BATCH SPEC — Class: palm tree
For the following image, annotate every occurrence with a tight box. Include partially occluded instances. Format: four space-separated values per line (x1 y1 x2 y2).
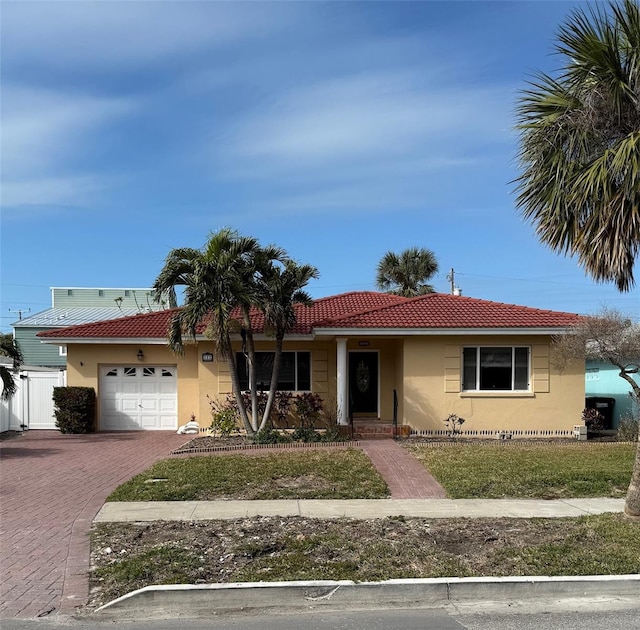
1 334 23 401
515 0 640 519
514 0 640 291
153 229 267 434
153 229 317 436
376 247 439 297
256 259 319 431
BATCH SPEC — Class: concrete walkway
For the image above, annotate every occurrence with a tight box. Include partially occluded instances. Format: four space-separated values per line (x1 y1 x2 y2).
95 497 626 522
0 431 186 619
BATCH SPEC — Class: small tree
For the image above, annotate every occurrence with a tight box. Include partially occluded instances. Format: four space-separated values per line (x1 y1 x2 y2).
552 309 640 519
444 413 465 437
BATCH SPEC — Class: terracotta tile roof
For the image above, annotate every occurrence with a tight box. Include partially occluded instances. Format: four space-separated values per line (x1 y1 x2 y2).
38 308 180 339
316 293 582 329
287 291 408 334
37 291 580 340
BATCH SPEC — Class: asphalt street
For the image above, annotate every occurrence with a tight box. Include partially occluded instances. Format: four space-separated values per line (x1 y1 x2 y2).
2 599 640 630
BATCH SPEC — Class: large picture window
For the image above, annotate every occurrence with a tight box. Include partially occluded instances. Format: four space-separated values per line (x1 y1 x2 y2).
462 346 529 391
236 352 311 392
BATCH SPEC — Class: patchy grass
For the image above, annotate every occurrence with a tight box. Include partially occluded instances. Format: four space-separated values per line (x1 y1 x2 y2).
404 442 635 499
106 448 389 501
90 513 640 609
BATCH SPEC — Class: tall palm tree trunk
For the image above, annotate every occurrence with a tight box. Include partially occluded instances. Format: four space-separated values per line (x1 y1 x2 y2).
260 335 284 432
241 307 260 432
223 336 254 435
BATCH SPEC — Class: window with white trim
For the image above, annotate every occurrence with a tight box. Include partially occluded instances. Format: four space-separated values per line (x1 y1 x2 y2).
236 352 311 391
462 346 530 391
59 345 67 357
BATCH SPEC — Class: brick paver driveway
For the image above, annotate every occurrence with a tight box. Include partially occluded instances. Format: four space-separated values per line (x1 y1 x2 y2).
0 430 186 619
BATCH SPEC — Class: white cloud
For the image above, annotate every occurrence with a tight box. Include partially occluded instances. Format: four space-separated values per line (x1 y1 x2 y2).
3 87 134 178
1 176 105 212
1 86 135 208
2 2 293 69
227 72 511 171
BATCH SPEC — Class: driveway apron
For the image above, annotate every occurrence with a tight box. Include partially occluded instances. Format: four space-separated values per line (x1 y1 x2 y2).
0 431 186 619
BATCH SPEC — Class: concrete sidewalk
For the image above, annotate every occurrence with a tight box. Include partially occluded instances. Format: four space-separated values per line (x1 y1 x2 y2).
94 497 625 522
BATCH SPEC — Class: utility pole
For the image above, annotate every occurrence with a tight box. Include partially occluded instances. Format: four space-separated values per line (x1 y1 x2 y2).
446 268 455 295
9 308 30 321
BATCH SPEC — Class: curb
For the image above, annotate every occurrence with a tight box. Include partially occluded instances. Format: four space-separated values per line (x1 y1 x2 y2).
94 575 640 620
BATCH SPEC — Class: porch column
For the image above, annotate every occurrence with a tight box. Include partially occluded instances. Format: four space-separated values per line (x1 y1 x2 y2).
336 337 348 425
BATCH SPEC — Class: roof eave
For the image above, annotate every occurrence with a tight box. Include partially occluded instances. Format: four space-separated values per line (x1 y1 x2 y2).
40 333 316 345
40 337 169 345
312 327 575 336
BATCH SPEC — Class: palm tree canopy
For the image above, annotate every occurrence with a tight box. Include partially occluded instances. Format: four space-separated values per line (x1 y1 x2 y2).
376 247 439 297
152 228 265 355
258 259 319 339
152 229 318 434
514 0 640 291
1 334 23 401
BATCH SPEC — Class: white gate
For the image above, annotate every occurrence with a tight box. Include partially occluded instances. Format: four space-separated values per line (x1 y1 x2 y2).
0 370 66 431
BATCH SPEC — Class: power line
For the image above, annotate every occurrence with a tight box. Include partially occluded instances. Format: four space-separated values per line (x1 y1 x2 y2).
8 308 30 320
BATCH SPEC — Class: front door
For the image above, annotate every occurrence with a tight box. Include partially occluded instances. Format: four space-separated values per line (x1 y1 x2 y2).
349 352 378 416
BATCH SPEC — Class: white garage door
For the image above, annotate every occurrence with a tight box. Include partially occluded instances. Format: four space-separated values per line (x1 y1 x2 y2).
100 365 177 430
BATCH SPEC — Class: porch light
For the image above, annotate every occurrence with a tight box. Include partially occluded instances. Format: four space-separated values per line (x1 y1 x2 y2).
201 352 214 363
136 349 144 361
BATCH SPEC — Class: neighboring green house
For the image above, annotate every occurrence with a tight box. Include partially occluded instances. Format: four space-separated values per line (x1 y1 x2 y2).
12 287 169 368
585 359 640 429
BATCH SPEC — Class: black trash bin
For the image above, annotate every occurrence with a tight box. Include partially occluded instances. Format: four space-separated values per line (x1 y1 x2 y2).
585 397 616 430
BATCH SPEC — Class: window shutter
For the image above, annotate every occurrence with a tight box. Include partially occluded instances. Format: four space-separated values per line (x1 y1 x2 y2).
444 345 461 392
532 344 550 393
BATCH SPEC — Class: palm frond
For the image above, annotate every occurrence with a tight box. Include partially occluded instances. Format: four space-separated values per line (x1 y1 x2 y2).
514 0 640 291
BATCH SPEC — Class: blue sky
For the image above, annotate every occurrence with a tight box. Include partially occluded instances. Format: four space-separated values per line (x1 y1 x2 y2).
1 1 638 332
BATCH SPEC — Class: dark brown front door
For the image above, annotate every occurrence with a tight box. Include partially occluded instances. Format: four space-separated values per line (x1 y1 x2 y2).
349 352 378 416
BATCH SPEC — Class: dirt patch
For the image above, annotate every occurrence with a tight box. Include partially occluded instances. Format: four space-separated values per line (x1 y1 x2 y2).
89 513 640 610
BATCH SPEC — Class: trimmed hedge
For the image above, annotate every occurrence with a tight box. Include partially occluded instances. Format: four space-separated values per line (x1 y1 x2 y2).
53 386 96 434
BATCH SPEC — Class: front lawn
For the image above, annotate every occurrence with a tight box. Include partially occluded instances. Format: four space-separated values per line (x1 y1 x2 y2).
89 513 640 609
107 448 389 501
404 442 635 499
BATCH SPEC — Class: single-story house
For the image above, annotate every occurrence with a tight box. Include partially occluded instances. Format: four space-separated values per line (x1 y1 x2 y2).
38 291 585 436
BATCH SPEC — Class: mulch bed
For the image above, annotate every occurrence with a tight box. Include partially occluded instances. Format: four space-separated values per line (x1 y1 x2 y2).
172 435 357 455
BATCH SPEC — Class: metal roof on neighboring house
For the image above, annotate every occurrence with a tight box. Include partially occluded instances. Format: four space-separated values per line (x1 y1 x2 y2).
12 307 150 328
0 356 63 372
37 291 583 342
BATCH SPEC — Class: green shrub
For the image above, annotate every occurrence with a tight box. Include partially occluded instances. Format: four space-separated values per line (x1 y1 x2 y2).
252 428 291 444
294 393 323 429
208 396 240 437
291 426 321 442
53 387 96 434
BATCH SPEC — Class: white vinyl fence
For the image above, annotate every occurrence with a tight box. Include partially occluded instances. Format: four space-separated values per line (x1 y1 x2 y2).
0 370 66 432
